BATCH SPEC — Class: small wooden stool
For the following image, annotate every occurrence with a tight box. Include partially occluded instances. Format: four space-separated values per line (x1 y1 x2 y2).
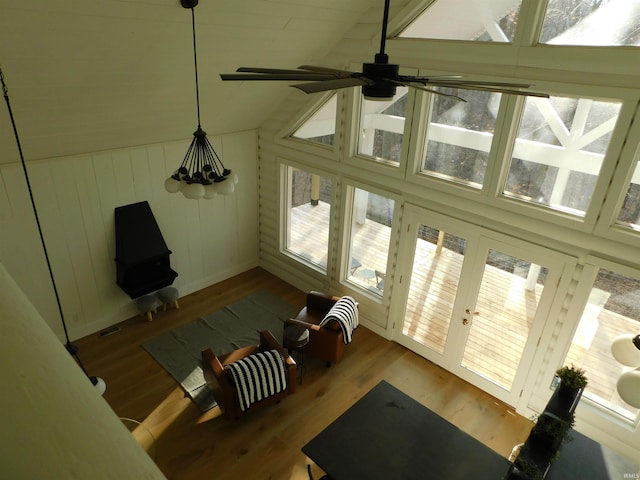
135 294 159 322
157 286 180 311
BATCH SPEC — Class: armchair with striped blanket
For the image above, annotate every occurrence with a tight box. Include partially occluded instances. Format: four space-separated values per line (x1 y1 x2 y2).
285 291 359 366
201 330 297 419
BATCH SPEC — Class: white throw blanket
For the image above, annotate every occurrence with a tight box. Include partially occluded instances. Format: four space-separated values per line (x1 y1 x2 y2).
320 296 359 344
224 349 287 412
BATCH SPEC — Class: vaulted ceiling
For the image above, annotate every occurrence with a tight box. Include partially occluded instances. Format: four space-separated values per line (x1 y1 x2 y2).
0 0 409 164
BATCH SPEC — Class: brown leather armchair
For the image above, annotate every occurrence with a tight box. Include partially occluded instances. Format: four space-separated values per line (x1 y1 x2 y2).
285 291 357 366
201 330 297 419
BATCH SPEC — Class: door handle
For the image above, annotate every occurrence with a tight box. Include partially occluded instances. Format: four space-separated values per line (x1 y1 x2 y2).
465 309 480 315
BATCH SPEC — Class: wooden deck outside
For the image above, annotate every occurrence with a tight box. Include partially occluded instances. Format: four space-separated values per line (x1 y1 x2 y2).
290 201 639 417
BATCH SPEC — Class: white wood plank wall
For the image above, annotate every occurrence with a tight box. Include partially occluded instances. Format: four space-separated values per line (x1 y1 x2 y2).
0 130 258 341
257 92 340 295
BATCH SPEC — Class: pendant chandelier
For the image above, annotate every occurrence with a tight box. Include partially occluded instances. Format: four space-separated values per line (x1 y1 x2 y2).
2 67 106 394
164 0 238 199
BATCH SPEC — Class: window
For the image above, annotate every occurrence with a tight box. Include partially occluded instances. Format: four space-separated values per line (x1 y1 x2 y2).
503 96 621 215
399 0 523 42
357 87 409 166
292 94 338 146
564 268 640 421
284 166 333 270
616 159 640 230
420 87 502 188
346 187 395 295
540 0 640 46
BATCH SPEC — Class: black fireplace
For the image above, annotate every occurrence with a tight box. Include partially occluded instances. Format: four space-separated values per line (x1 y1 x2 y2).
114 201 178 299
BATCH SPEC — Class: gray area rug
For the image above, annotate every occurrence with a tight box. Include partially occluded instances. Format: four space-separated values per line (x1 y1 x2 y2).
142 290 299 412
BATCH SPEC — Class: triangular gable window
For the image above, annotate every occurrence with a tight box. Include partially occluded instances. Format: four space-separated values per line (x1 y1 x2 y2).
291 94 338 147
399 0 523 42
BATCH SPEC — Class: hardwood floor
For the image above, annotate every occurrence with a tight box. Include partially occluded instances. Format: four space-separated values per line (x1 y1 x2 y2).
75 267 533 480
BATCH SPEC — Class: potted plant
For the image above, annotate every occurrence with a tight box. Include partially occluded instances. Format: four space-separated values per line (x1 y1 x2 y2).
556 365 588 391
530 412 574 451
506 457 545 480
549 365 587 417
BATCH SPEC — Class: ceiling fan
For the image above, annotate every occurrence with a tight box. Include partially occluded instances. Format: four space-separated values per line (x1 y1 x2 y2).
220 0 548 102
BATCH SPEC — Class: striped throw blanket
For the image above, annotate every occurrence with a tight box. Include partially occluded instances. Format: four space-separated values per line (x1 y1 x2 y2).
224 349 288 412
320 296 359 344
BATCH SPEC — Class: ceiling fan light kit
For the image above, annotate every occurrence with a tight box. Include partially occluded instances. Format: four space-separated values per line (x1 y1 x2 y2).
361 54 399 100
165 0 238 200
220 0 548 102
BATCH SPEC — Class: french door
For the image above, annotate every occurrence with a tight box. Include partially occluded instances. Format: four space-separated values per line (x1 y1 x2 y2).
393 205 573 406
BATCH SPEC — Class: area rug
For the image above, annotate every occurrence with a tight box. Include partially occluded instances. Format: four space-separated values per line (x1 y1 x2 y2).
142 290 299 412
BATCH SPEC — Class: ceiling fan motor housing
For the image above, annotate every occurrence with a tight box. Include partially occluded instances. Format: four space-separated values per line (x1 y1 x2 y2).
362 61 399 100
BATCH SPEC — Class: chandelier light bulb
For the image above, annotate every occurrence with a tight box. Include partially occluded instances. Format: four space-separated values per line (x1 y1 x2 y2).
93 376 107 395
218 179 235 195
181 182 205 199
203 183 219 199
616 367 640 408
164 175 181 193
611 334 640 367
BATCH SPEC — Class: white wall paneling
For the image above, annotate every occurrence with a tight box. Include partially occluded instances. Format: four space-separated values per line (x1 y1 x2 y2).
0 132 259 341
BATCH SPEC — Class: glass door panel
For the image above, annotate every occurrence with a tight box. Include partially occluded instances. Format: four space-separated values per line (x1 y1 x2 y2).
394 205 572 406
461 251 546 390
404 226 467 355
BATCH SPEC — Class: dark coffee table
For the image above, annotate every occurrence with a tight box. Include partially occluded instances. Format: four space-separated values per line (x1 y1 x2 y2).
546 429 639 480
303 380 511 480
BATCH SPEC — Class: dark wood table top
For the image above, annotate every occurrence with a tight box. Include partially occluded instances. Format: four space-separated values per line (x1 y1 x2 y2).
546 428 639 480
302 380 511 480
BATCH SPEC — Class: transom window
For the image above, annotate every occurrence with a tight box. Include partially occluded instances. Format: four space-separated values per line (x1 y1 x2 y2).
357 87 409 166
420 87 502 188
503 96 622 216
540 0 640 46
616 158 640 231
399 0 522 42
399 0 640 47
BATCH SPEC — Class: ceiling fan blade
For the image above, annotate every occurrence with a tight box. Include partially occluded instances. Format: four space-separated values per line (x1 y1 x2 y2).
292 77 370 94
433 80 533 89
425 81 549 98
236 67 321 75
393 81 467 102
402 75 464 82
220 73 338 82
298 65 356 76
405 76 531 89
